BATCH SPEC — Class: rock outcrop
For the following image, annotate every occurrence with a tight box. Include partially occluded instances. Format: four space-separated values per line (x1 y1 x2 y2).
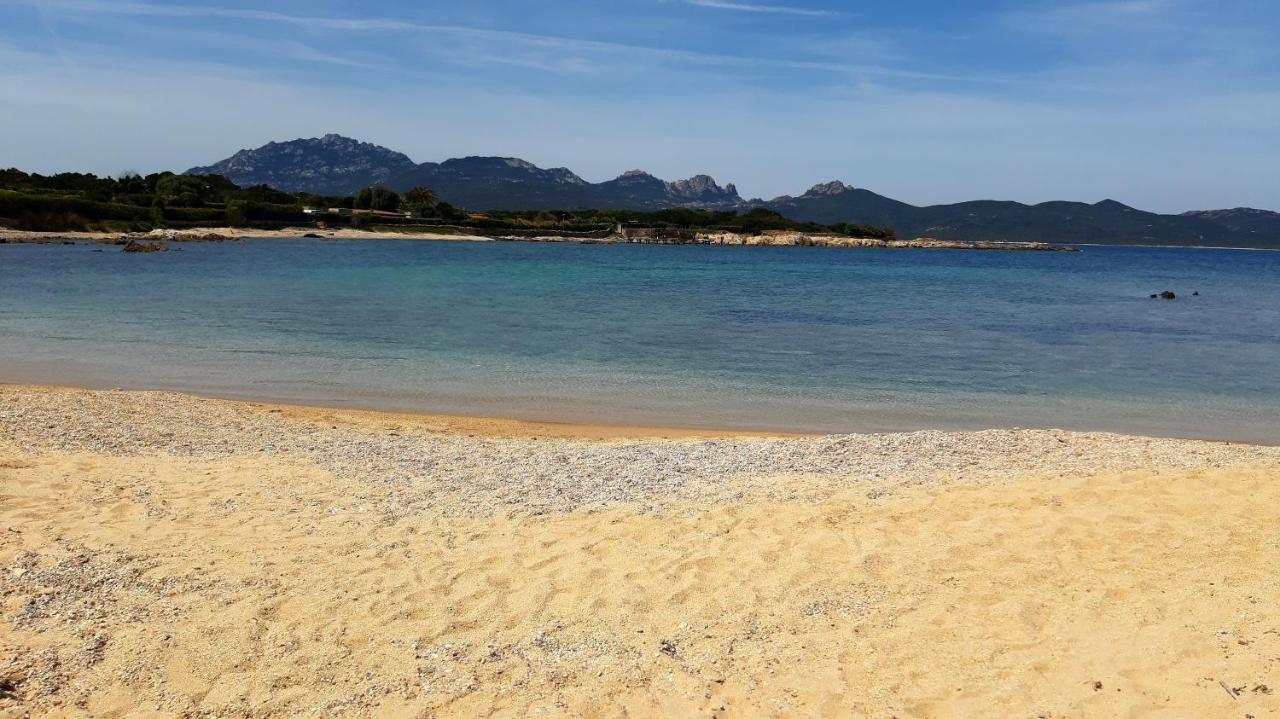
688 232 1077 251
500 230 1078 252
122 240 167 253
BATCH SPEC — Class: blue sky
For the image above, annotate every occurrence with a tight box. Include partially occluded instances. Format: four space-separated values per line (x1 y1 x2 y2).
0 0 1276 211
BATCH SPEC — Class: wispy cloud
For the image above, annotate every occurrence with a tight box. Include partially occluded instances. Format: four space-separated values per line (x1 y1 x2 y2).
276 41 379 70
1003 0 1276 90
684 0 841 17
17 0 1050 87
1007 0 1187 34
30 0 78 69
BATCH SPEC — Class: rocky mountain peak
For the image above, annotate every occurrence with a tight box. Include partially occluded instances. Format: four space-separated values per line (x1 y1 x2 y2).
804 181 853 196
184 134 415 195
670 174 723 194
546 167 588 185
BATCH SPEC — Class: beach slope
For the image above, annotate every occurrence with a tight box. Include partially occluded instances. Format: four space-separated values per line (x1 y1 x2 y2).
1 386 1278 717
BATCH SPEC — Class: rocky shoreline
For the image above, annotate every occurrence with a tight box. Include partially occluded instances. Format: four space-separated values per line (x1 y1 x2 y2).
1 227 1079 252
0 228 241 246
655 231 1077 251
501 230 1078 251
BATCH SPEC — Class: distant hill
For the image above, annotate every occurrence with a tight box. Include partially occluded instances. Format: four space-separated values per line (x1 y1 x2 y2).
765 182 1258 246
1181 208 1280 242
386 156 590 210
186 134 416 196
385 160 739 210
187 134 1280 248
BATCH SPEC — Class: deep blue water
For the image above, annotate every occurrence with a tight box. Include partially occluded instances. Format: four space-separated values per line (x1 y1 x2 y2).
2 239 1278 441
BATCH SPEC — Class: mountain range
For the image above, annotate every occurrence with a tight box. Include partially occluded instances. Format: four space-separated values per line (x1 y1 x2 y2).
187 134 1280 248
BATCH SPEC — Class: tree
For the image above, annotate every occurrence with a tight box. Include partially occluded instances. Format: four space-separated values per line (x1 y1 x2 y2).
832 222 896 240
225 201 247 227
242 184 295 205
736 208 795 232
116 170 146 195
149 198 166 227
372 187 400 212
434 202 467 222
355 186 400 212
403 186 438 208
401 184 437 214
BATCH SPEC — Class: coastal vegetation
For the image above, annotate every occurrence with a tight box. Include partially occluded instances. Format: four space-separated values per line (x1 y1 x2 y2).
1 168 354 232
477 207 894 238
0 168 895 239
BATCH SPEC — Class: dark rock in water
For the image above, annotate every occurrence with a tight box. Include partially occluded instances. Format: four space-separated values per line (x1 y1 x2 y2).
1159 290 1176 300
302 232 323 238
1192 291 1199 296
1150 294 1158 299
122 240 167 253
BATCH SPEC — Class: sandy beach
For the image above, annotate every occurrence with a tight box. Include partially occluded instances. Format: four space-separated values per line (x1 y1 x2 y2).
2 385 1279 717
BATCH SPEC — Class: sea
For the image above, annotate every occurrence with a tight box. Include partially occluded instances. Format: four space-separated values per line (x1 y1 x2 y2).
2 238 1278 442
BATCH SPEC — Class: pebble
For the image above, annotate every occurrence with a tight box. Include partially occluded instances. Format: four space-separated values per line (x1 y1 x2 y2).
2 388 1278 519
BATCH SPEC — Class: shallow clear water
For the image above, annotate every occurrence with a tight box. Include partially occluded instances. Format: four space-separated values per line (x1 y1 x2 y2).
2 239 1278 441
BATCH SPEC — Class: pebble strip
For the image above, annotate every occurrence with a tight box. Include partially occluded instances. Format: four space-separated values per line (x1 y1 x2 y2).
3 388 1277 517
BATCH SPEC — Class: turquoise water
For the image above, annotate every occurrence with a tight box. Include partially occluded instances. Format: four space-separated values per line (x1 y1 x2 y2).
2 239 1278 441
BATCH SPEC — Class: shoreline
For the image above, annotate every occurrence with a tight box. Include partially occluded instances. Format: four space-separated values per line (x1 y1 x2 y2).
4 226 1068 251
0 226 485 244
4 226 1277 250
0 382 803 441
10 384 1277 517
1067 241 1280 252
3 379 1274 446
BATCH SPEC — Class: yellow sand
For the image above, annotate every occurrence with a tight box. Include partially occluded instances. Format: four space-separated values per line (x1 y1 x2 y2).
2 440 1277 718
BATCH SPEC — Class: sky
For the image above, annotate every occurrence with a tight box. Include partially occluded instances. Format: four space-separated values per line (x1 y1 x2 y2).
0 0 1277 212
